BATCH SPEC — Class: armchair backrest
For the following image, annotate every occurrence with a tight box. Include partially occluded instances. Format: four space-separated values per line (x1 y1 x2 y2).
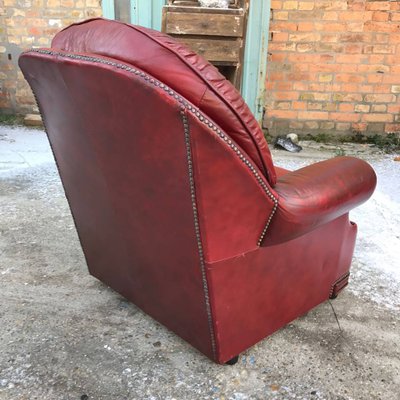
51 18 277 185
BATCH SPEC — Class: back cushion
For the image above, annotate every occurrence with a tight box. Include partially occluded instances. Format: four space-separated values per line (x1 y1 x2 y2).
52 18 276 184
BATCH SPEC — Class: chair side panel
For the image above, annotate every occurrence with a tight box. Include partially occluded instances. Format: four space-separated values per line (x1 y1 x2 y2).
19 51 215 359
207 214 357 363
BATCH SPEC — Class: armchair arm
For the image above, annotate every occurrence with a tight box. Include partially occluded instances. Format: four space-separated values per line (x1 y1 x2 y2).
264 156 377 246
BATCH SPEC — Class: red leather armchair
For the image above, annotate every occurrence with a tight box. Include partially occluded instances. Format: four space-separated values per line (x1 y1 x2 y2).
19 18 376 364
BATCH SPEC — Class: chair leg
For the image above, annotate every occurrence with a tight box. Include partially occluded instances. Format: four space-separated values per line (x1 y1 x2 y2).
225 355 239 365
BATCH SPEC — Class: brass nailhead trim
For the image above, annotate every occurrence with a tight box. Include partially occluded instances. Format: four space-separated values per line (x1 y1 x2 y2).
181 109 217 357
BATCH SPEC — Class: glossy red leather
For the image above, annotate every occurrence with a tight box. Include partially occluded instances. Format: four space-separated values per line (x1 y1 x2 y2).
266 156 376 245
19 19 377 364
51 18 276 184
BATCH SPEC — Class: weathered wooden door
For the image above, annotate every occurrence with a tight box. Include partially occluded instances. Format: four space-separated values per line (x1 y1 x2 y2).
102 0 270 122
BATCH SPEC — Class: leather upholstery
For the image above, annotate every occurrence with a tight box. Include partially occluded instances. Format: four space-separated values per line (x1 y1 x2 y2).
51 18 277 185
19 19 377 364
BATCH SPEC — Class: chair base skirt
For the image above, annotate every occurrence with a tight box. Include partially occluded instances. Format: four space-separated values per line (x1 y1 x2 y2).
207 214 357 364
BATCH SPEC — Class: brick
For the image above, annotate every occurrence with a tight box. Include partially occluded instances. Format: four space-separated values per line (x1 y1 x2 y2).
339 103 354 112
358 64 390 73
315 22 345 31
304 121 319 129
329 112 360 122
314 1 347 11
359 85 374 93
297 22 314 31
298 2 314 10
336 54 365 63
346 22 364 32
372 11 389 22
275 92 300 100
298 111 329 120
60 0 74 7
289 32 320 42
366 2 391 11
352 123 368 132
269 110 298 119
336 74 365 83
322 11 338 20
321 34 339 43
367 74 383 84
374 33 389 43
333 93 363 102
355 104 370 113
373 45 395 54
283 1 298 10
371 104 387 113
270 21 298 31
385 124 400 132
274 11 289 20
388 105 400 113
362 114 393 122
271 0 282 9
320 121 335 130
293 82 308 91
364 94 396 103
340 11 368 21
86 0 100 6
289 121 304 129
319 73 333 82
275 101 291 109
308 102 323 110
272 32 289 41
344 44 363 54
364 21 400 33
367 123 385 133
268 42 296 51
269 54 287 63
292 101 307 109
336 123 351 131
391 85 400 93
275 82 293 91
296 43 314 52
340 33 368 43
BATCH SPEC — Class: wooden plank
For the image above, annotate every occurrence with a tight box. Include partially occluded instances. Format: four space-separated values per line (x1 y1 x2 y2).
165 11 244 36
174 36 241 62
165 6 242 15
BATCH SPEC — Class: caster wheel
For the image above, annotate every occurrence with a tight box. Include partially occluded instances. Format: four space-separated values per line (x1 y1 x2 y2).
225 355 239 365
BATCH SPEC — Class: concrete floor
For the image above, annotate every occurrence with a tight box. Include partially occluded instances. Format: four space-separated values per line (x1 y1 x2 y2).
0 126 399 400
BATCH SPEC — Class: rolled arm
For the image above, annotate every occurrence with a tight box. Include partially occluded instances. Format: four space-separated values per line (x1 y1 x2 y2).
264 156 377 245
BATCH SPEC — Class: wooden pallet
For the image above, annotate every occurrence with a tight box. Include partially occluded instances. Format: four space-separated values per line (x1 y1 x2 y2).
162 0 249 90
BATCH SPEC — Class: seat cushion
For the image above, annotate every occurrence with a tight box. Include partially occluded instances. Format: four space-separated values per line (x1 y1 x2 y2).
51 18 277 185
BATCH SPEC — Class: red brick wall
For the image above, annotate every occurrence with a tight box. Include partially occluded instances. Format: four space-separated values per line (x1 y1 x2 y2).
264 0 400 136
0 0 102 114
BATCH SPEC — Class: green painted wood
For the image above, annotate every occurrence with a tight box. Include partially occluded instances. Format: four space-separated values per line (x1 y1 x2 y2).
131 0 166 29
242 0 271 124
102 0 115 19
